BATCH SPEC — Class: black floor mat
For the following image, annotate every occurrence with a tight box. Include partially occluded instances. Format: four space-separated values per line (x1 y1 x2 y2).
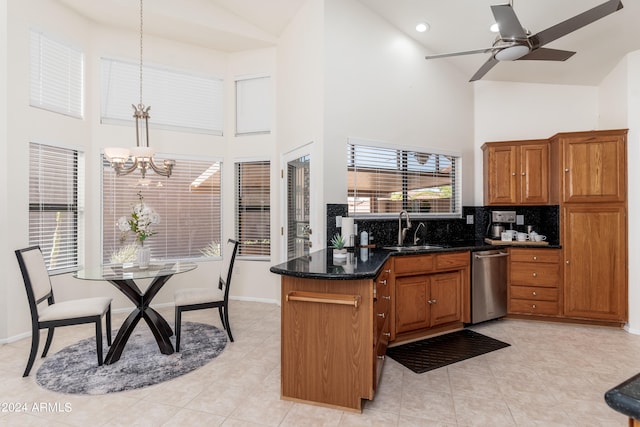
386 329 510 374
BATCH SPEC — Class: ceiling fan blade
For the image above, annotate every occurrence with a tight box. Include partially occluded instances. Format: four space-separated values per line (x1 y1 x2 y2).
517 48 576 61
491 4 528 40
469 56 499 82
425 47 493 60
530 0 623 48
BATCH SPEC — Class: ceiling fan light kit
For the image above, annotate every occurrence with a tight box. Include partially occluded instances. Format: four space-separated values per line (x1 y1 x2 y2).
425 0 624 81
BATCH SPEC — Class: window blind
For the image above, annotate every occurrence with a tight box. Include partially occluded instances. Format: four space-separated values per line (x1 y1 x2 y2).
103 156 222 263
29 142 83 272
101 58 224 135
235 76 271 135
347 142 461 217
235 160 271 258
30 29 84 118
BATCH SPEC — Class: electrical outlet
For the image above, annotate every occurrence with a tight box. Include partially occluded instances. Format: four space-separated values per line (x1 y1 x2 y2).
466 215 474 225
516 215 524 225
336 216 342 227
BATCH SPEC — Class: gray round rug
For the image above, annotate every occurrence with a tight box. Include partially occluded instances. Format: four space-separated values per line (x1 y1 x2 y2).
35 321 227 395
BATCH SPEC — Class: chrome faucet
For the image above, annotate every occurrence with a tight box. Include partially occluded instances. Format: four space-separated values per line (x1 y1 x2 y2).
398 210 412 245
413 222 425 245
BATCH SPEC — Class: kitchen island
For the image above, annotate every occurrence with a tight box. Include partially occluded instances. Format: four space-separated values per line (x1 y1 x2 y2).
271 242 485 411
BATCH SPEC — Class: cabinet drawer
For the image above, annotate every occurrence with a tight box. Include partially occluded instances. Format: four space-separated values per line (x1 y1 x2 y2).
510 263 559 287
510 299 559 315
510 249 561 263
394 254 434 275
510 286 558 302
435 251 469 270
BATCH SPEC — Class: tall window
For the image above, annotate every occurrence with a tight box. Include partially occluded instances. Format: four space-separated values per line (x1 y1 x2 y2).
101 58 224 135
347 140 461 217
103 156 222 263
30 29 84 118
235 160 271 258
29 142 83 272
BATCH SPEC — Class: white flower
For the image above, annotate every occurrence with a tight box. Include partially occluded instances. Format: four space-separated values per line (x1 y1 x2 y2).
117 216 130 232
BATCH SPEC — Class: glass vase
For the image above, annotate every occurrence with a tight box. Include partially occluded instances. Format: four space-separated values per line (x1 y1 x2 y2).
137 246 151 269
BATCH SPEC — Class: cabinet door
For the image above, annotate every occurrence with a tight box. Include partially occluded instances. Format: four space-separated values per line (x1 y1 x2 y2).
395 275 430 334
485 145 517 205
520 143 549 204
562 134 626 202
563 205 627 321
430 272 462 326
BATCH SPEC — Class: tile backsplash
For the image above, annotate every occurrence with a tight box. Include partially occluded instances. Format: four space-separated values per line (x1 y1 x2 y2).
326 204 559 247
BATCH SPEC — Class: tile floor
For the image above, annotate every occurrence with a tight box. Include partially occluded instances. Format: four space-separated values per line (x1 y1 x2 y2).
0 300 638 426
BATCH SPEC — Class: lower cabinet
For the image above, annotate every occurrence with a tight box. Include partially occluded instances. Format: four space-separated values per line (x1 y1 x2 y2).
391 252 469 340
508 248 561 317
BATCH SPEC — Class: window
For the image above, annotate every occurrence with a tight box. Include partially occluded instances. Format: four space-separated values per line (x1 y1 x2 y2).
235 160 271 258
103 155 222 263
29 142 84 272
235 76 271 135
30 29 84 118
347 140 461 217
101 58 224 135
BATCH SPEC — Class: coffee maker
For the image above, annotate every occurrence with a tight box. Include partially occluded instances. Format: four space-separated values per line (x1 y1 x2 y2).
488 210 516 239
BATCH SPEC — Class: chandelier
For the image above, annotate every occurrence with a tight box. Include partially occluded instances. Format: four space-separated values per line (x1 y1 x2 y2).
104 0 175 178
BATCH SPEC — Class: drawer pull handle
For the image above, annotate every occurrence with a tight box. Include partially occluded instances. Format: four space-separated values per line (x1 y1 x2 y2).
379 279 387 285
286 291 361 308
428 299 437 305
378 355 385 360
532 304 537 309
532 272 537 277
383 332 391 338
521 172 525 176
382 295 391 300
532 291 537 296
384 269 391 273
533 256 537 260
377 313 386 319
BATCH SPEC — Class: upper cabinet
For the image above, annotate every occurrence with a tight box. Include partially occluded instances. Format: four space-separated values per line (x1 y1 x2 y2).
550 130 627 203
482 140 549 206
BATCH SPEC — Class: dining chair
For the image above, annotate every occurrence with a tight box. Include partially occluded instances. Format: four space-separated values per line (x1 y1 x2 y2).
174 239 239 351
15 246 112 377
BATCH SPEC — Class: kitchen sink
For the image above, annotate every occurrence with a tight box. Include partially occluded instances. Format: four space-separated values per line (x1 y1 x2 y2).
382 245 443 251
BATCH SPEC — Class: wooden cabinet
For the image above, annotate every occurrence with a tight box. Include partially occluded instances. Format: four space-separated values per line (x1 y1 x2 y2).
391 252 469 341
482 140 549 205
508 248 562 317
281 274 380 412
562 205 627 322
551 129 628 325
551 130 626 203
373 261 392 389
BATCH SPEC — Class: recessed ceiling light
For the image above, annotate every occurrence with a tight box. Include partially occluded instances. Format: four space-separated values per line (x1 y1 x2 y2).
490 23 500 33
416 22 430 33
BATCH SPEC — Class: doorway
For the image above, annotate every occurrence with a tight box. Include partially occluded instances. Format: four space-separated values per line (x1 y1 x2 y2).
285 154 311 260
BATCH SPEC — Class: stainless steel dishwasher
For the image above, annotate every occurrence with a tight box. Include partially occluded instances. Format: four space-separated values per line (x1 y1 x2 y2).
471 249 509 324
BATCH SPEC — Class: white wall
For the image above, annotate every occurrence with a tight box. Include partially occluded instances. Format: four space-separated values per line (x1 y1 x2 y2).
0 0 8 339
473 81 599 205
599 51 640 332
2 0 282 341
323 0 475 208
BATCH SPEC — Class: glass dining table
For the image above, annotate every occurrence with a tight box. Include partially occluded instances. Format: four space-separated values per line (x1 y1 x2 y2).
74 261 197 364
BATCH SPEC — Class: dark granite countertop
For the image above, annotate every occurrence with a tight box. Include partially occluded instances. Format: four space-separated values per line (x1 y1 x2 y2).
605 373 640 420
269 240 561 280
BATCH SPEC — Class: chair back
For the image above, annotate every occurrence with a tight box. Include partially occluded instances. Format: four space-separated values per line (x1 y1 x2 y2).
15 246 54 323
219 239 239 301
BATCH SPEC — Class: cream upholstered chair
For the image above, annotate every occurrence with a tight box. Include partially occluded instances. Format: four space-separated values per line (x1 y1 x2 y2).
174 239 239 351
15 246 112 377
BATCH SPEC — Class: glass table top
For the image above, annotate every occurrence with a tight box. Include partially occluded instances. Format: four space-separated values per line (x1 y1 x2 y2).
74 261 197 281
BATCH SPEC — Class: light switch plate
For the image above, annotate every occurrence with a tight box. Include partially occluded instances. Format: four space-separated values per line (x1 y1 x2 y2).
466 215 474 224
516 214 524 225
336 216 342 227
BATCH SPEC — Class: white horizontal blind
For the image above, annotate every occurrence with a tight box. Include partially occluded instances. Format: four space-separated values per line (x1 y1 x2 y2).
103 156 222 263
29 142 83 272
347 142 461 217
101 58 224 135
235 161 271 258
30 30 84 118
236 76 271 135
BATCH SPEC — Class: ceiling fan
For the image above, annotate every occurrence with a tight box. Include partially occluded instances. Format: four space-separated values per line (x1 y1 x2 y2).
425 0 624 81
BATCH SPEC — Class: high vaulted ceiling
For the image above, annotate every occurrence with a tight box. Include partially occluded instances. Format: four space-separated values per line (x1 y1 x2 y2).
57 0 640 85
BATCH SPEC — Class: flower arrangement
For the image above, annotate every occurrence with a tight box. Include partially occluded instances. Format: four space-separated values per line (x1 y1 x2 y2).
117 191 160 246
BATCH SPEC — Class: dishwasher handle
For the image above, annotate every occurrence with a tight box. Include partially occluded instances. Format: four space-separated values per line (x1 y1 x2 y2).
474 252 509 260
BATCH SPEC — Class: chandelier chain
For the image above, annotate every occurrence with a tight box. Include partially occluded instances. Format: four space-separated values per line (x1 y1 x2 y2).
139 0 144 107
